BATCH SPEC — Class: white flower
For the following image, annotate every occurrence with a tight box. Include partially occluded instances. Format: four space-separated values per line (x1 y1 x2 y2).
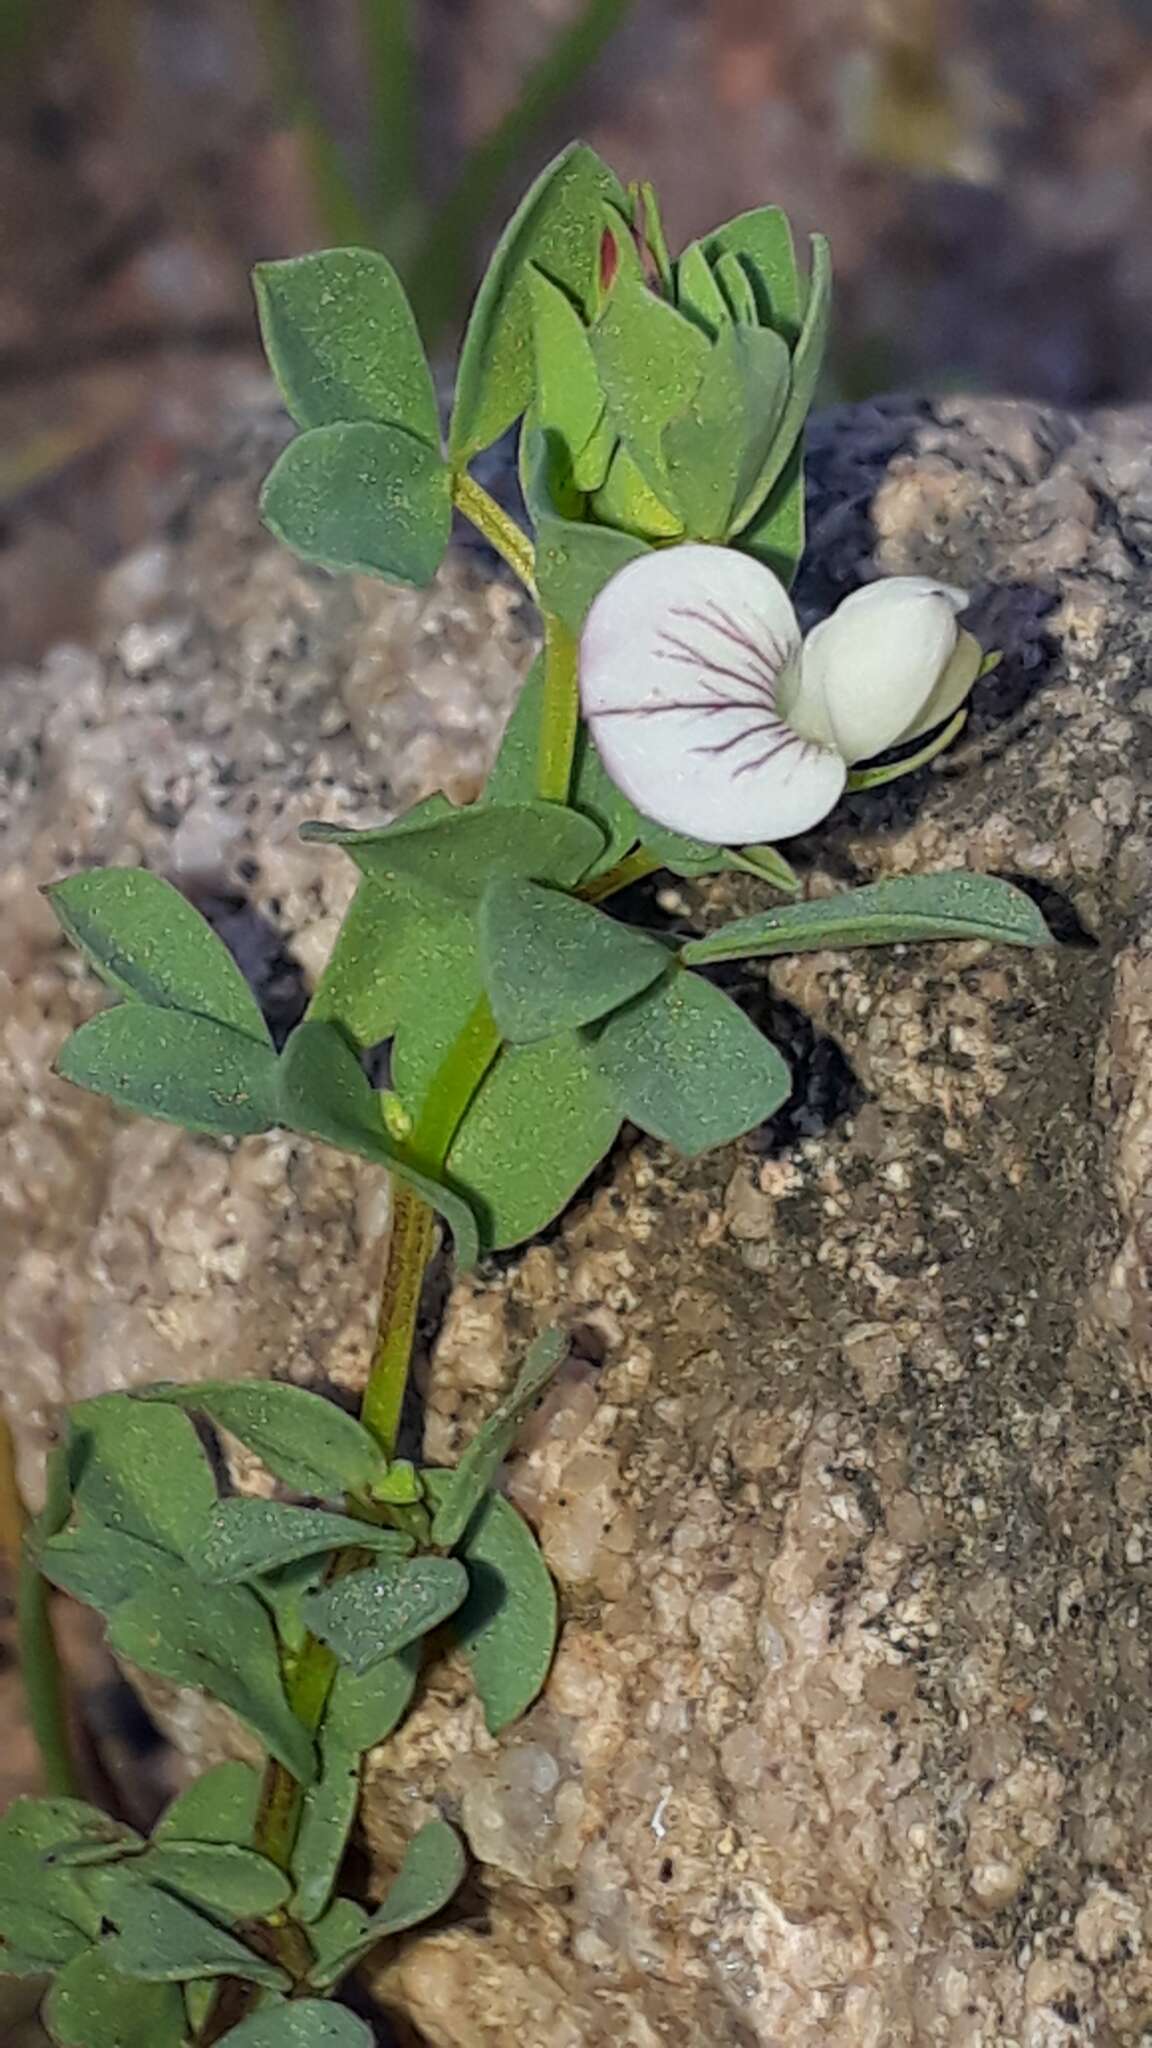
579 543 983 845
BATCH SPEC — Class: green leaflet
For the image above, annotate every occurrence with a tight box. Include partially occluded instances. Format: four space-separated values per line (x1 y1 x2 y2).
300 1900 371 1996
736 439 805 586
107 1570 316 1784
308 1820 466 1989
254 248 440 447
292 1737 361 1924
305 876 410 1050
704 205 805 343
104 1881 287 1990
45 869 271 1047
479 878 669 1044
681 872 1055 964
188 1499 413 1585
429 1327 567 1551
66 1395 217 1558
300 799 604 905
674 239 732 336
277 1017 482 1268
712 247 758 324
447 1031 622 1253
141 1842 291 1921
526 266 607 487
140 1377 387 1500
56 1007 279 1139
662 322 791 540
260 420 451 586
42 1947 187 2048
736 234 830 520
590 273 710 511
153 1763 261 1847
215 2001 375 2048
324 1644 422 1755
450 143 626 460
38 1525 178 1615
592 970 792 1155
424 1476 557 1735
0 1801 109 1970
304 1557 468 1675
533 504 652 636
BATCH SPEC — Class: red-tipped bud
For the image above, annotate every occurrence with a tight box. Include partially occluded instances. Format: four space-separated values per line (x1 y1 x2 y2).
599 227 619 297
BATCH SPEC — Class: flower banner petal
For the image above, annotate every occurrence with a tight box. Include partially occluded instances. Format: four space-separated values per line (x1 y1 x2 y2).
580 544 844 844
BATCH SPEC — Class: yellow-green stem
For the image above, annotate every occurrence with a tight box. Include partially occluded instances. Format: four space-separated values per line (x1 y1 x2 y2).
580 848 661 903
452 472 537 597
536 614 581 804
4 1415 77 1798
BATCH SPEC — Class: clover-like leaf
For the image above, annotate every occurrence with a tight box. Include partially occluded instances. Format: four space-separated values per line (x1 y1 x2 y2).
277 1017 482 1267
300 799 604 906
107 1569 316 1784
45 870 271 1047
188 1499 413 1585
592 969 791 1155
216 2001 375 2048
153 1763 261 1848
479 878 669 1044
323 1643 422 1756
56 1007 279 1138
104 1881 288 1989
292 1736 361 1924
681 872 1055 965
139 1378 387 1499
43 1946 187 2048
304 1558 468 1675
430 1326 567 1552
254 248 440 447
261 420 451 586
450 142 626 461
308 1821 466 1988
447 1031 622 1253
424 1476 557 1734
66 1394 217 1559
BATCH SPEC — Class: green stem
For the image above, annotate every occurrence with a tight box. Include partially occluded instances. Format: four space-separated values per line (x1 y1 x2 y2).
452 472 537 597
537 614 581 804
17 1547 77 1798
3 1418 77 1798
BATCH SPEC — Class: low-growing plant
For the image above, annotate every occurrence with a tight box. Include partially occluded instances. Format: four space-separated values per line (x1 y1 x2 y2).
4 145 1053 2045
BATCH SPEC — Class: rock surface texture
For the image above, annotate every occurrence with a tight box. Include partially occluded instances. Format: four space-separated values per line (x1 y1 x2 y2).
4 391 1152 2045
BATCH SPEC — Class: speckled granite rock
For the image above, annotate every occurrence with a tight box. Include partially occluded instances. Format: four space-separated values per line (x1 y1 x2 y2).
5 390 1152 2045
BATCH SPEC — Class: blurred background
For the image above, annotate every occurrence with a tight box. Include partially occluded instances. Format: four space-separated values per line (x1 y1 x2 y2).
1 0 1152 668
